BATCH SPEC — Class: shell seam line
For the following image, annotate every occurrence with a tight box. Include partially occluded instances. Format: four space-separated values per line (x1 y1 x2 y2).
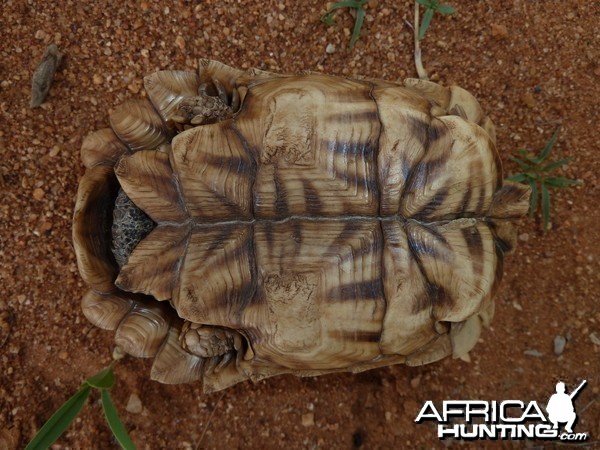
365 79 387 355
154 215 488 228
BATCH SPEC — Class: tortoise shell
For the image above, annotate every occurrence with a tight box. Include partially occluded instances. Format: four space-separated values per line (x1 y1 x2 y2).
73 59 530 392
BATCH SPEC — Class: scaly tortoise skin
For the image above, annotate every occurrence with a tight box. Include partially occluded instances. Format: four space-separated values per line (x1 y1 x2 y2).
73 59 530 393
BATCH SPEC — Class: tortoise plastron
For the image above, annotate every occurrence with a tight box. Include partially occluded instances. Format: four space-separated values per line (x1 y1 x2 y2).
73 59 530 392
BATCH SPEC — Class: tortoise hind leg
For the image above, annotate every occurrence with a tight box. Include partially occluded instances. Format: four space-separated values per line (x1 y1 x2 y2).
179 321 242 358
178 322 250 390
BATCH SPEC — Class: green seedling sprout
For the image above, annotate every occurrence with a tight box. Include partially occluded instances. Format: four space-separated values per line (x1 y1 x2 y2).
320 0 369 49
26 364 135 450
416 0 456 40
507 127 580 231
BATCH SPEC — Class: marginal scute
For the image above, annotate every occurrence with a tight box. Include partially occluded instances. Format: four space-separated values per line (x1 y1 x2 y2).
73 165 119 293
144 70 200 124
198 58 246 93
487 180 532 219
115 301 171 358
450 315 482 359
403 78 451 108
405 334 452 366
488 219 518 256
403 79 487 128
151 325 205 384
481 116 497 145
81 128 129 168
109 99 172 151
81 290 133 331
448 86 485 124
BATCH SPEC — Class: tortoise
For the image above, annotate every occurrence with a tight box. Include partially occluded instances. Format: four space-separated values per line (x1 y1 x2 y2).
73 59 530 393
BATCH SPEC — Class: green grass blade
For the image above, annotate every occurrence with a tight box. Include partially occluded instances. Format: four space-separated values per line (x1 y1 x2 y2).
541 157 571 172
321 0 365 17
437 4 456 14
517 149 541 164
544 177 581 188
541 183 550 230
419 8 434 40
320 13 336 26
507 173 528 183
25 386 91 450
416 0 432 6
527 179 538 218
320 1 358 25
534 127 560 163
101 390 137 450
510 156 531 171
349 6 366 48
86 365 115 390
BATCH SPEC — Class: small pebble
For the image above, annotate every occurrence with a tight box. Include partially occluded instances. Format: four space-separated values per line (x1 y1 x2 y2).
39 221 52 233
518 233 529 242
126 393 143 414
524 349 544 357
410 375 421 389
301 412 314 427
589 332 600 347
553 335 566 355
512 301 523 311
175 36 186 50
33 188 45 201
490 23 508 39
325 43 336 54
521 93 536 108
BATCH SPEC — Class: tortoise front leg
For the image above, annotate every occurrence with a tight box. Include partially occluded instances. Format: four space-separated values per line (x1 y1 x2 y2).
174 93 233 126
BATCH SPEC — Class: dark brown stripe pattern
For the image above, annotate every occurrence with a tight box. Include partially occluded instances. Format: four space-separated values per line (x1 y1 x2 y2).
171 122 255 221
243 219 384 369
